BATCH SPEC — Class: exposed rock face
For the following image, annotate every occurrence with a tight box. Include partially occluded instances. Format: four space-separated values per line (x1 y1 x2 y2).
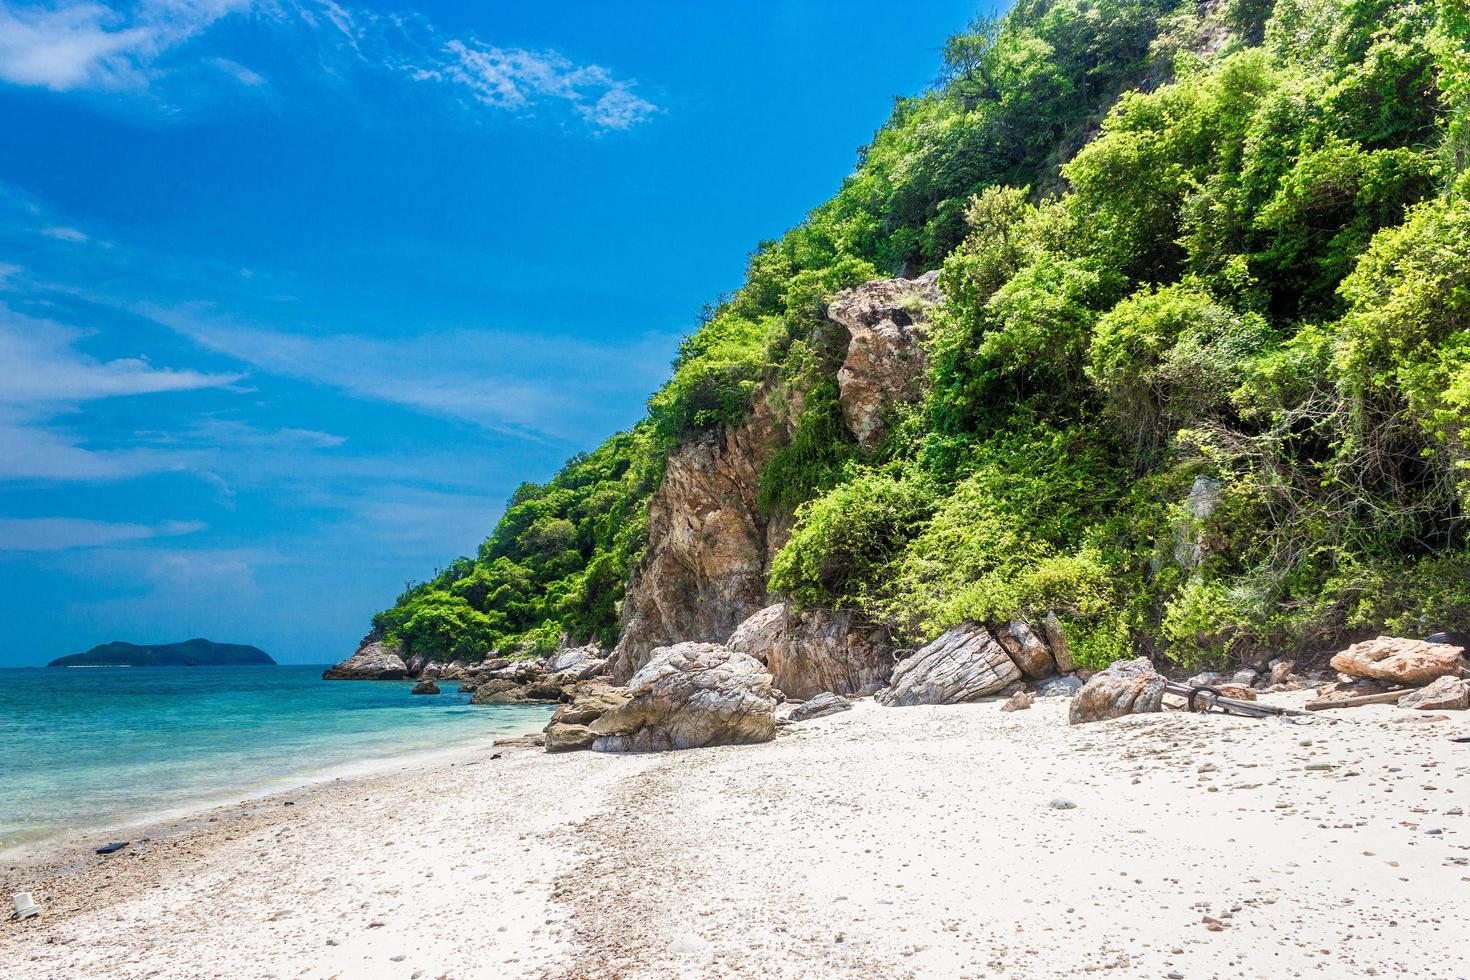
323 633 408 680
1069 657 1167 725
410 679 440 695
828 271 942 453
1398 676 1470 710
1330 636 1467 686
725 603 894 700
1174 475 1222 570
550 643 606 675
997 620 1056 679
876 625 1021 707
609 391 793 683
544 682 631 752
787 691 853 722
590 643 777 752
1042 612 1075 673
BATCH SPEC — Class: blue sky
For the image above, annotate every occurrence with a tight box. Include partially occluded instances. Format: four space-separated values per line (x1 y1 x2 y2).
0 0 981 666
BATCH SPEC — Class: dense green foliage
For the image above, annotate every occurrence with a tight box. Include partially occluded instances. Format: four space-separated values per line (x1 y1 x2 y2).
379 0 1470 671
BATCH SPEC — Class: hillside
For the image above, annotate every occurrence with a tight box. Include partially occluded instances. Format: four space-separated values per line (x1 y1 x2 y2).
369 0 1470 676
48 640 277 668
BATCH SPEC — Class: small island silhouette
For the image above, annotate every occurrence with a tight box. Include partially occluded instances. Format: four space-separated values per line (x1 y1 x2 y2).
48 639 276 668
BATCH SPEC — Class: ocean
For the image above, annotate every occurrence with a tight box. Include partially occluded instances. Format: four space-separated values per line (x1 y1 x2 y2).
0 665 554 855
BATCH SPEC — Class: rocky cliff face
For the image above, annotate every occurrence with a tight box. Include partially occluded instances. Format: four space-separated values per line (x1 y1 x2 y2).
830 269 941 454
608 273 943 684
608 388 793 683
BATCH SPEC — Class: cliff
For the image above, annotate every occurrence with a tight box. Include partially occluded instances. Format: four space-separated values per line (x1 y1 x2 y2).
360 0 1470 682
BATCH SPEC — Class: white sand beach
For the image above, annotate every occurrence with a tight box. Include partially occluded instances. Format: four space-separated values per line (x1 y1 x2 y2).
4 694 1468 979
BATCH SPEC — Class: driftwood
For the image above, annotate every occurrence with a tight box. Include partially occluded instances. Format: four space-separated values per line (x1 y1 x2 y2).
1305 688 1412 711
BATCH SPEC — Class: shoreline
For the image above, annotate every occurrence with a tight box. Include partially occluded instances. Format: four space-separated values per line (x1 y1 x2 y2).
0 726 546 871
4 694 1468 978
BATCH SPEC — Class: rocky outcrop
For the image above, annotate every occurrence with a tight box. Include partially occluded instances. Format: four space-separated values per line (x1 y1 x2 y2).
609 389 794 683
609 274 943 681
1330 636 1467 686
550 643 607 677
410 679 440 695
787 691 853 722
827 271 942 453
725 603 894 700
544 682 632 752
1398 676 1470 710
1069 657 1166 724
876 625 1021 706
590 643 777 752
323 632 408 680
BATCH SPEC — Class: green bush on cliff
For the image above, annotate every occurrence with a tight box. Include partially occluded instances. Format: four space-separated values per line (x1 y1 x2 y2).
378 0 1470 671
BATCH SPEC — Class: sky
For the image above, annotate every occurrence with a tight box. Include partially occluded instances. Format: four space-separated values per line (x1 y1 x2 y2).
0 0 982 666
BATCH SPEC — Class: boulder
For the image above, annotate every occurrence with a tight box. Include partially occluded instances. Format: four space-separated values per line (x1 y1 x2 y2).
1398 676 1470 711
544 683 631 752
787 691 852 722
1267 659 1296 686
997 620 1056 679
410 679 440 695
590 643 777 752
827 271 943 453
1036 674 1084 698
875 625 1022 707
549 643 605 675
1330 636 1467 686
1069 657 1167 725
1001 690 1034 712
726 603 894 701
1231 668 1259 687
1042 612 1075 673
322 633 408 680
405 652 428 678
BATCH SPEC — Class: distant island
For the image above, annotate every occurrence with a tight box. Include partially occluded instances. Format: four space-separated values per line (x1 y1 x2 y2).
48 639 277 668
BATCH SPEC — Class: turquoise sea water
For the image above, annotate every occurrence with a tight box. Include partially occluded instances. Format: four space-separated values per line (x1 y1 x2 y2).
0 665 554 854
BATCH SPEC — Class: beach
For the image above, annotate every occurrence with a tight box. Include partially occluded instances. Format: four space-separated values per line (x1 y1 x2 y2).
3 694 1468 978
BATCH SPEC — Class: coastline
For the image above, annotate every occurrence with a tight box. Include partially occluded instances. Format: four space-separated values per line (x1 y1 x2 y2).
4 694 1468 978
0 726 547 869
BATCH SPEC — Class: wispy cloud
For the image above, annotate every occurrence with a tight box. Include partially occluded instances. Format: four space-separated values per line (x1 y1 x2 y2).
0 0 253 91
0 0 659 130
0 516 204 551
143 302 674 442
0 301 241 481
0 301 242 403
419 40 657 131
39 224 88 242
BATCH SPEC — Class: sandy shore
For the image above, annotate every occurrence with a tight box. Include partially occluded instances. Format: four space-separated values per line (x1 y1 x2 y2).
3 693 1468 978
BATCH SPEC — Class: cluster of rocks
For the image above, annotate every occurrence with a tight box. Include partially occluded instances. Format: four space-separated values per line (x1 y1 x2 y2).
872 615 1082 708
1313 636 1469 710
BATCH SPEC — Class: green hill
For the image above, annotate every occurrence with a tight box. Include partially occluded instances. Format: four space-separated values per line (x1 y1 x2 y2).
370 0 1470 672
49 639 277 668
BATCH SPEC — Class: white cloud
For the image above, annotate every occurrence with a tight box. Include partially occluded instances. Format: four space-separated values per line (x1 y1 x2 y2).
40 224 88 242
0 0 253 91
421 40 657 130
0 408 190 480
0 0 659 130
0 516 203 551
0 302 242 403
144 302 673 441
